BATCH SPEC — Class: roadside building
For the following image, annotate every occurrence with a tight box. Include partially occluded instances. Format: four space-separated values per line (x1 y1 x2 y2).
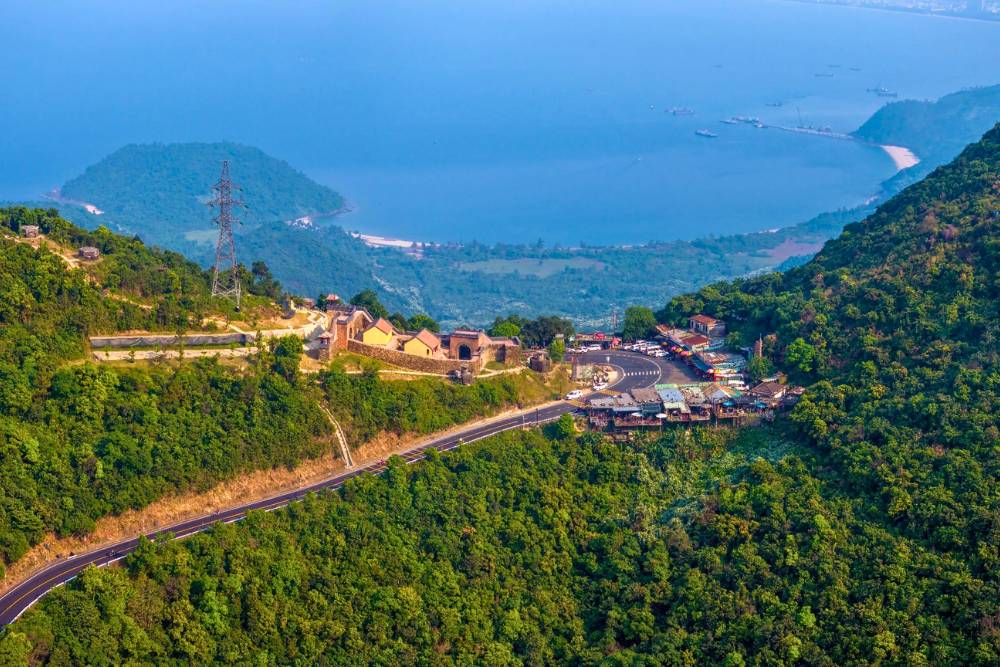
692 349 747 382
299 297 316 309
750 381 786 408
324 305 374 352
703 382 744 419
678 385 712 421
630 387 663 416
586 393 641 430
656 385 691 421
663 329 711 356
689 314 726 338
21 225 39 238
574 333 619 350
361 318 397 347
403 329 442 357
446 329 491 361
78 246 100 261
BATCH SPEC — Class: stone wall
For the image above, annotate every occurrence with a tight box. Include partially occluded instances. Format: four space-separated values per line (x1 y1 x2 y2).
90 333 253 348
347 340 485 375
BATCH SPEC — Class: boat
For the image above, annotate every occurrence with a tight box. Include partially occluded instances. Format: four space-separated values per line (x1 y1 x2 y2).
849 67 862 72
720 118 740 125
867 86 897 97
670 107 695 116
765 101 783 107
695 129 719 138
815 72 834 78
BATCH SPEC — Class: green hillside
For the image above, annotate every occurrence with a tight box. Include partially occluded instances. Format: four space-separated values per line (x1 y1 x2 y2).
855 84 1000 192
0 207 331 576
59 142 347 252
9 127 1000 664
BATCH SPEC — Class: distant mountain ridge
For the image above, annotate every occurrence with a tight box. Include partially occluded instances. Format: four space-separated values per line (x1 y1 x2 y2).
60 142 347 252
854 84 1000 192
37 86 1000 327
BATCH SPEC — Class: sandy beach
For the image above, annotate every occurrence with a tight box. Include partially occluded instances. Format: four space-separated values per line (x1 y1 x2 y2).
881 145 920 171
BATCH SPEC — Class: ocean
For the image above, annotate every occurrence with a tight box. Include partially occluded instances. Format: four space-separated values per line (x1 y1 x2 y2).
2 0 1000 244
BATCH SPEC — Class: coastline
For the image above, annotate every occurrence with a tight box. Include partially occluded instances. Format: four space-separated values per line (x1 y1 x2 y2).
779 0 1000 24
880 144 921 171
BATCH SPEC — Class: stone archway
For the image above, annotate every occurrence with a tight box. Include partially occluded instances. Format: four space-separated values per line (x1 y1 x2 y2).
458 344 472 361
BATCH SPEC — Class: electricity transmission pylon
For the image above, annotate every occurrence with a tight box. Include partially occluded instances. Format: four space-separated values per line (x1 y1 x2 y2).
209 160 244 310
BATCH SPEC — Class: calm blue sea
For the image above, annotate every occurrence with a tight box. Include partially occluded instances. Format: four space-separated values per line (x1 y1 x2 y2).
2 0 1000 244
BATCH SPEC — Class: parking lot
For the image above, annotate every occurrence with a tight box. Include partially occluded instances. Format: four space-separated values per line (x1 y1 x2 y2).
571 348 701 393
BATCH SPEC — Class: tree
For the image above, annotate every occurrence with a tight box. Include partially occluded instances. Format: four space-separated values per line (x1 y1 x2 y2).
621 306 657 341
784 338 817 374
491 321 521 338
246 260 282 299
349 290 389 320
407 313 440 333
270 335 303 383
521 316 575 348
747 356 774 382
548 338 566 362
388 312 409 331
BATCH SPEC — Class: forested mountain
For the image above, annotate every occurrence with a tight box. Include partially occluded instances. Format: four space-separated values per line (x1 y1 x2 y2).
855 84 1000 192
7 127 1000 664
58 142 346 253
0 207 560 593
0 208 332 577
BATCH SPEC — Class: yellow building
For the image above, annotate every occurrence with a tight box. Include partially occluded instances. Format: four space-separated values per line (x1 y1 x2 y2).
403 329 442 357
361 318 396 347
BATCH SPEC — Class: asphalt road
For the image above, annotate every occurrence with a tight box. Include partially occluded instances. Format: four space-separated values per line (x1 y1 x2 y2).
0 402 575 626
572 348 700 393
0 352 685 626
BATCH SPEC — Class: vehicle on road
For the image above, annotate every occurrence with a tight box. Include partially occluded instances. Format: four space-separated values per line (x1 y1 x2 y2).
565 390 585 400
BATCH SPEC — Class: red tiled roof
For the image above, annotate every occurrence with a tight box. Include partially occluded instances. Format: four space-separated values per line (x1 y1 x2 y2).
368 318 396 335
690 314 721 326
413 329 441 350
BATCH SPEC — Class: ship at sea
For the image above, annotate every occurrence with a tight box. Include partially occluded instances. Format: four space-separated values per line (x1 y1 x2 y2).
695 129 719 138
765 101 783 107
670 107 695 116
867 86 898 98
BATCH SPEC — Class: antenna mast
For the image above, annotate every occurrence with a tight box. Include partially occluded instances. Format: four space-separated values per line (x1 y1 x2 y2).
209 160 244 310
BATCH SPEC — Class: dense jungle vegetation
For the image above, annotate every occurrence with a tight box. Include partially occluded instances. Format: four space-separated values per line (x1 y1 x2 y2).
7 128 999 665
0 208 333 576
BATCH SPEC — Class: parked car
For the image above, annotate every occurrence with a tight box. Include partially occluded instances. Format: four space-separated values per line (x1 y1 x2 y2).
592 382 608 391
565 390 585 400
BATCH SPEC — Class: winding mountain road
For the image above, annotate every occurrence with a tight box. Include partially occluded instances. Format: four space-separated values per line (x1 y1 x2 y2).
0 350 682 626
0 403 574 625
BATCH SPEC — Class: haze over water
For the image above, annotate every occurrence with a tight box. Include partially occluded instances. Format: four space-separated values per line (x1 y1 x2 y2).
3 0 1000 244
